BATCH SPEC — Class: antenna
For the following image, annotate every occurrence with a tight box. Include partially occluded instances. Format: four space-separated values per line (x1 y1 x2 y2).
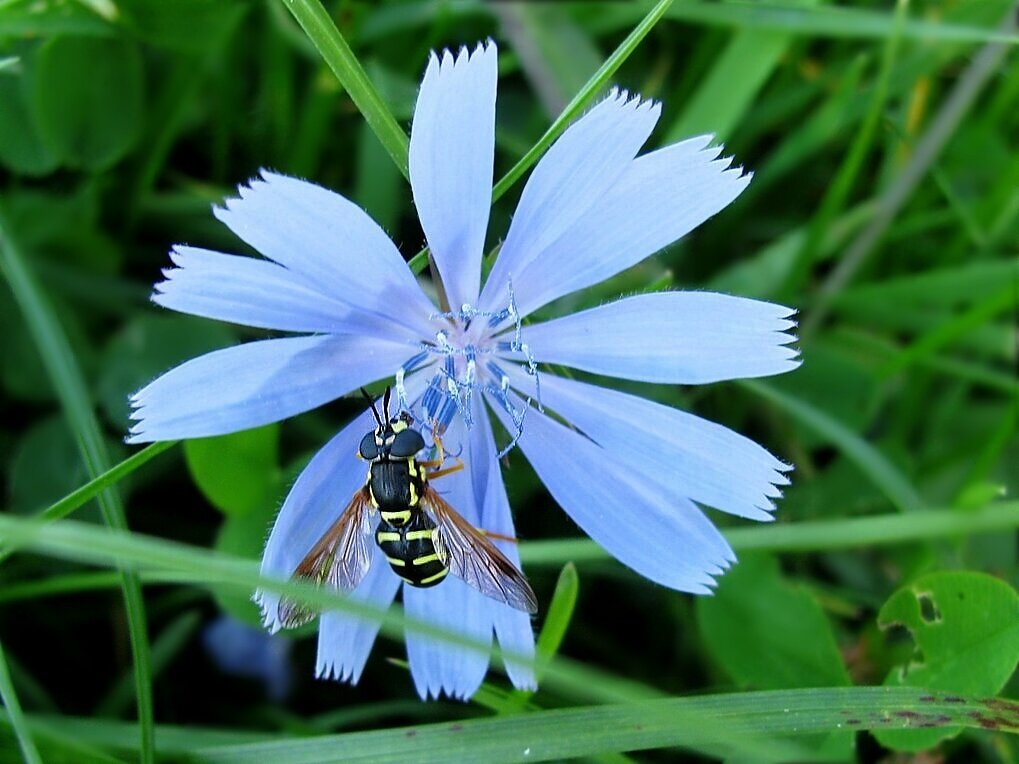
382 386 392 422
360 387 383 426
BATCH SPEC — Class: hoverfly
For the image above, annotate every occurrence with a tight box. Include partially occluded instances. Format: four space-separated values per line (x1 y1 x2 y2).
278 388 537 628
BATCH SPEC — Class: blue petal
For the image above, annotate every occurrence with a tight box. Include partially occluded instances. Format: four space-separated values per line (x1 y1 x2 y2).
506 367 789 521
404 415 495 700
404 576 494 701
409 42 497 309
214 171 435 338
469 402 536 690
509 137 751 318
490 395 734 594
128 334 415 442
256 408 377 631
317 552 401 684
154 246 404 338
519 291 799 384
480 90 661 313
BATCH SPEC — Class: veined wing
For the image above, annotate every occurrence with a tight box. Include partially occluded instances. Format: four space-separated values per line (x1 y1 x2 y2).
421 486 538 614
277 486 374 628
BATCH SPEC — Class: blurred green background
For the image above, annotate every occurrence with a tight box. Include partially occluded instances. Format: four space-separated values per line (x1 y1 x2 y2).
0 1 1017 762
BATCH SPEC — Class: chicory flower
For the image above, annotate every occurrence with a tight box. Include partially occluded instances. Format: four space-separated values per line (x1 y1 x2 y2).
128 41 798 699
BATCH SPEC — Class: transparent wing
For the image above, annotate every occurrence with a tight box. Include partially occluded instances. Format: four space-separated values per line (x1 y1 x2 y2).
277 486 375 628
421 487 538 614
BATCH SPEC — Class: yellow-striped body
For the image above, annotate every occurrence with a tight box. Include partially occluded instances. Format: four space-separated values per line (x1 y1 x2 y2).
368 452 448 586
374 512 448 587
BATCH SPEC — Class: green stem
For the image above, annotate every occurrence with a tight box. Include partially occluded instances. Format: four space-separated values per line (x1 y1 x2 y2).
0 208 155 764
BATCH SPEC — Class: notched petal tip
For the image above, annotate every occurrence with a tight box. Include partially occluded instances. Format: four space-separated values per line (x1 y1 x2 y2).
315 662 351 683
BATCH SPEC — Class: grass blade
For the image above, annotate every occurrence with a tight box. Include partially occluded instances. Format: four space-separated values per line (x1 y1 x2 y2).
190 688 1019 763
520 502 1019 566
0 641 43 764
781 0 906 300
281 0 409 180
0 207 155 764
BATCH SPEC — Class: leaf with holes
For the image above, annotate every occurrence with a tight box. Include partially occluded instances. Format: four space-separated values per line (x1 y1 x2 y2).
876 571 1019 752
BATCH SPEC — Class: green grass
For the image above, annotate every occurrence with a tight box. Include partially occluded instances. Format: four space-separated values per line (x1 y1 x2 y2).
0 1 1017 762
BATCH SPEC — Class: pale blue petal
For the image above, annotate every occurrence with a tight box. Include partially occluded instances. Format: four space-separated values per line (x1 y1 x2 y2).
518 291 800 384
214 171 434 338
509 137 751 318
128 334 415 442
469 402 536 689
480 90 661 313
409 42 497 309
405 576 493 701
317 552 401 684
404 414 494 700
154 246 404 339
255 408 376 631
491 395 734 594
505 366 789 522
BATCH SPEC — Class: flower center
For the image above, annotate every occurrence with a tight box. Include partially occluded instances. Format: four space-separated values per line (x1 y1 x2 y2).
395 286 541 457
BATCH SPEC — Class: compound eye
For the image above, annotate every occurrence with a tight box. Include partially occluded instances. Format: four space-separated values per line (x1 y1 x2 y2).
358 431 379 460
390 428 425 458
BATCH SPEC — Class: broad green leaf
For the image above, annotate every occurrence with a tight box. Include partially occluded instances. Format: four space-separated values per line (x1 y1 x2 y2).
3 186 122 273
30 36 144 171
115 0 245 52
184 424 282 517
877 571 1019 751
209 449 300 626
0 289 56 402
96 315 235 431
212 503 280 626
0 0 115 37
0 70 58 176
698 553 851 689
8 416 91 515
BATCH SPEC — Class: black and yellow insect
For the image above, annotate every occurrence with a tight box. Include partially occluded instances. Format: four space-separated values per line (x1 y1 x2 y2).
278 389 537 628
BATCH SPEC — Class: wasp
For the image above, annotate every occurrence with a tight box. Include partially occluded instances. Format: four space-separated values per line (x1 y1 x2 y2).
278 388 537 628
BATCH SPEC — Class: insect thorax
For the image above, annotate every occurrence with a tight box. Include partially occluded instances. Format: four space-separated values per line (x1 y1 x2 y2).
368 457 426 524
